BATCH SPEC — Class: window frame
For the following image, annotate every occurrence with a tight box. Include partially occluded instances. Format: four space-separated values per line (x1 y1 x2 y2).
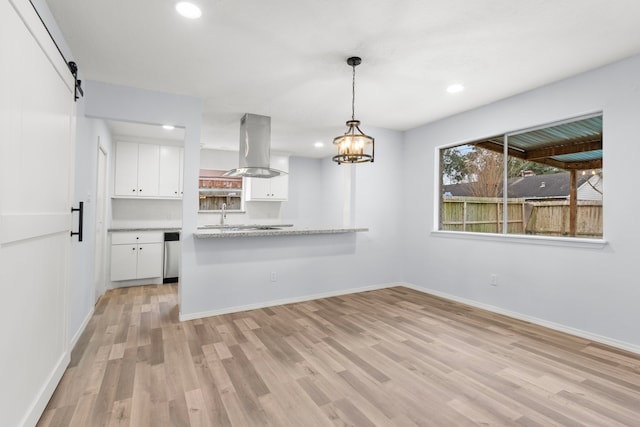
434 113 606 248
198 170 246 213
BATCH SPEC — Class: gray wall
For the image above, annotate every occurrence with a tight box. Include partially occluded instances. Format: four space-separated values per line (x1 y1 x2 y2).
402 54 640 350
280 156 324 227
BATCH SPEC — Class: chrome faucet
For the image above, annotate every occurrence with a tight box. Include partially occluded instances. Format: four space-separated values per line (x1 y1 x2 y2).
220 202 227 225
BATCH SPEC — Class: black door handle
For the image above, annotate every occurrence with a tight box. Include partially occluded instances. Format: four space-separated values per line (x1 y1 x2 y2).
71 202 84 242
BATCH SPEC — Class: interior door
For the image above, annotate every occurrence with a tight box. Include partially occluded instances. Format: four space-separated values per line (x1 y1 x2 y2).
0 1 76 426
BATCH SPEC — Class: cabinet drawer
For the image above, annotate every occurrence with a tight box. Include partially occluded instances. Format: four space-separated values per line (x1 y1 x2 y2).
111 231 164 245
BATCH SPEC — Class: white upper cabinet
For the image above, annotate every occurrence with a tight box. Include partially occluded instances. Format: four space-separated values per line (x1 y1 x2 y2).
113 141 140 196
158 145 183 197
179 148 184 197
245 155 289 201
136 143 160 196
114 141 182 199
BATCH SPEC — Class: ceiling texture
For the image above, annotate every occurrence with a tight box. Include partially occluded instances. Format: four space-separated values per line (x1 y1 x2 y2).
45 0 640 157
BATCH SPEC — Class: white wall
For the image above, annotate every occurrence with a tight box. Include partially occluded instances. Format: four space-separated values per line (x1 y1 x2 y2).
180 126 404 317
70 115 113 344
280 156 324 227
402 54 640 350
320 156 355 227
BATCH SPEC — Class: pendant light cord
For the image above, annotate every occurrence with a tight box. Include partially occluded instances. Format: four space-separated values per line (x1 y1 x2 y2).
351 63 356 121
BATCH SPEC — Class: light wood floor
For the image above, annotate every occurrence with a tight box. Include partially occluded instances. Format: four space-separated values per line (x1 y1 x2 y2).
38 285 640 426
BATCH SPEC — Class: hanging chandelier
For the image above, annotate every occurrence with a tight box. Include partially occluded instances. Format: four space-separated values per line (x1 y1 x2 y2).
332 56 375 164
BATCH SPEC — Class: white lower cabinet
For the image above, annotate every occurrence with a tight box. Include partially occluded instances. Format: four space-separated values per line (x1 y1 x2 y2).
110 231 163 281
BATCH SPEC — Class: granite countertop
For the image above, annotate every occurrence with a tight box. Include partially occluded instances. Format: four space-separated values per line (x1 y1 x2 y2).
108 227 182 232
193 227 368 238
198 224 294 230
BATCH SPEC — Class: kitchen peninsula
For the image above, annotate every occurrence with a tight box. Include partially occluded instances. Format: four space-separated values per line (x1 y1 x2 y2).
194 225 368 238
181 221 378 322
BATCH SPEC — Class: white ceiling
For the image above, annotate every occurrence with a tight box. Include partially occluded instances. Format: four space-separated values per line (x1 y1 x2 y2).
46 0 640 157
107 120 185 143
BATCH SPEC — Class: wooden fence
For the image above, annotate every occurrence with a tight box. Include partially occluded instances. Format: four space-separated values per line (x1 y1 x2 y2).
441 197 603 238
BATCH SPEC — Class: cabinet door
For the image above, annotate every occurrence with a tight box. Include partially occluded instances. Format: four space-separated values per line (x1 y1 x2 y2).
245 155 289 201
246 177 271 200
136 242 163 279
110 244 138 281
158 145 181 197
137 143 160 196
179 148 184 197
269 175 289 200
114 142 139 196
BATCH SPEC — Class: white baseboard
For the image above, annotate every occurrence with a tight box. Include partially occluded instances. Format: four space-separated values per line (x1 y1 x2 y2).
69 307 94 351
109 277 163 289
20 351 70 427
400 282 640 356
179 282 396 321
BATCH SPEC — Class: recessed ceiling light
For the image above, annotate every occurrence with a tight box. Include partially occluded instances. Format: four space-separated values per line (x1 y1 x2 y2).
446 84 464 94
162 124 175 130
314 142 324 148
175 2 201 19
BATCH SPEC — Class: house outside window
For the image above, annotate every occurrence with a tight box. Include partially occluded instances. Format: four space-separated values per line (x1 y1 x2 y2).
439 114 603 239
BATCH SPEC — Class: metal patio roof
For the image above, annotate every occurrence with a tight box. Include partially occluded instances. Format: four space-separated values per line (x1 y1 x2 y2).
478 115 603 170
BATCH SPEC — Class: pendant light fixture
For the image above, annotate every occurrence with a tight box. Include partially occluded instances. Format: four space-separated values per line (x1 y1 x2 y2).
332 56 375 164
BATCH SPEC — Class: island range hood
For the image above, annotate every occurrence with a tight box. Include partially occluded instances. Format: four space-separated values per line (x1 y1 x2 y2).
223 113 287 178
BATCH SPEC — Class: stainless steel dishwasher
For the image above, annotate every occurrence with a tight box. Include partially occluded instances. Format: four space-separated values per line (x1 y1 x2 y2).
163 231 180 283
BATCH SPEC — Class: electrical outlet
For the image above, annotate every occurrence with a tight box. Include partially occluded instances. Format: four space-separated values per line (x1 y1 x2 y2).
270 272 277 282
490 274 498 286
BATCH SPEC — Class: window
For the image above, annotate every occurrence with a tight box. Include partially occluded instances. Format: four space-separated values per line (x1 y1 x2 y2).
198 169 244 211
439 114 603 239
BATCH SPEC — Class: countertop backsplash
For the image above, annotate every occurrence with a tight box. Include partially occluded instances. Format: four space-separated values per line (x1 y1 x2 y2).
197 200 283 227
111 198 182 230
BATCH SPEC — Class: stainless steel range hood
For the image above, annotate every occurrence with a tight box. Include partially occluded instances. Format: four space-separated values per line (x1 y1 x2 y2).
223 113 287 178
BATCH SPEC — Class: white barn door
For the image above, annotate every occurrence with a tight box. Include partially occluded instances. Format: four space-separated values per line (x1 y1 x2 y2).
0 1 76 426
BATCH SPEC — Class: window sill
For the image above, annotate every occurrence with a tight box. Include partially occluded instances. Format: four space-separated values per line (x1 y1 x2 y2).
198 210 246 214
430 230 607 249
